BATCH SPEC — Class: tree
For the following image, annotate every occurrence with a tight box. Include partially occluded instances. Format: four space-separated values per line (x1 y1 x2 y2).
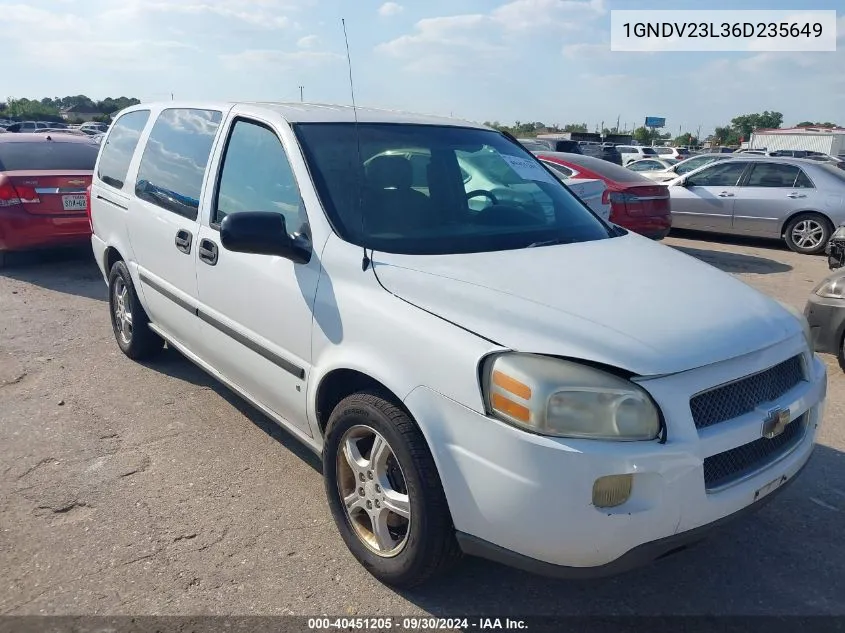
632 126 663 145
563 123 588 133
713 125 739 146
730 111 783 140
675 132 697 146
796 121 837 128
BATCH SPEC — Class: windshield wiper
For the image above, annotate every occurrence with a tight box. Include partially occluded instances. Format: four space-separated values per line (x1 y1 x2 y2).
526 238 571 248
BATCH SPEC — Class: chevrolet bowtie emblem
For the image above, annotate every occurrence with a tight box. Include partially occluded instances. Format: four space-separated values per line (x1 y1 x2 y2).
762 408 791 439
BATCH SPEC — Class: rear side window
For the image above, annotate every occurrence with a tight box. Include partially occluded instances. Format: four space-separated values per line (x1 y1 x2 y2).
135 108 222 220
641 147 657 155
745 163 801 188
97 110 150 189
0 141 99 171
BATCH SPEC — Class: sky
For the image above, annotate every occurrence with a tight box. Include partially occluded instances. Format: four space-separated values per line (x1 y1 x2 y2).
3 0 844 136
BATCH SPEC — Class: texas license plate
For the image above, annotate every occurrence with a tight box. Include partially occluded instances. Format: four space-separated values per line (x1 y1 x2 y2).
754 475 787 502
62 194 87 211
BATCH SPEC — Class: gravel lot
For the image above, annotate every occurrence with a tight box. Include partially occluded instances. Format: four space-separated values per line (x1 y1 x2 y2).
1 231 844 617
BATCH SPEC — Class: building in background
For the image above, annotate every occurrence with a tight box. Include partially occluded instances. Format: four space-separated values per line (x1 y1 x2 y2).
750 127 845 156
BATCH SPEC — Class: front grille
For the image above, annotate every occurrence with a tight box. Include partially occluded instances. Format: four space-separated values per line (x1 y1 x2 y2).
703 416 806 490
690 355 804 430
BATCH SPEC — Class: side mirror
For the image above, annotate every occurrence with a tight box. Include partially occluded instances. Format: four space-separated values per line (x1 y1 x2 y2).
220 211 311 264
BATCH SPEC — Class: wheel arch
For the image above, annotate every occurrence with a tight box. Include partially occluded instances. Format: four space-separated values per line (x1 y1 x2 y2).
104 245 125 274
780 209 834 237
314 368 413 438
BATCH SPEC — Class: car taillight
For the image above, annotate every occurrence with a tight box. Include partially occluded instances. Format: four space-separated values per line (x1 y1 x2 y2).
85 185 93 232
0 182 20 207
0 181 40 207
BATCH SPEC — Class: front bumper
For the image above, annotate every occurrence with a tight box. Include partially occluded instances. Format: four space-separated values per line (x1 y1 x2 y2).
405 340 826 574
805 293 845 356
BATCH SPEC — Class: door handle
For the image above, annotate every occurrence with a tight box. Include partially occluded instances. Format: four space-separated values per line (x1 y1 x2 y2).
174 229 193 254
718 191 734 197
787 193 807 199
198 239 219 266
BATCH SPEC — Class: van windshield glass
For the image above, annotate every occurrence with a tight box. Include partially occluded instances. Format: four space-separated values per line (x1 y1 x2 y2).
293 123 613 255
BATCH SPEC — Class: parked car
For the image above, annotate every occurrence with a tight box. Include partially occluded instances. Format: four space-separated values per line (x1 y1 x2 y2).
533 138 582 153
517 138 553 152
615 145 659 165
666 156 845 254
0 133 99 266
805 264 845 370
3 121 40 133
654 147 691 161
90 101 825 587
79 121 110 135
535 151 671 239
635 153 734 182
538 162 610 221
626 158 679 175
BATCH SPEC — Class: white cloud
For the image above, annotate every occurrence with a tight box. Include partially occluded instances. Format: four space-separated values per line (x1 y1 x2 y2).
102 0 306 29
376 0 604 72
491 0 605 31
378 2 404 17
297 34 320 49
220 49 342 70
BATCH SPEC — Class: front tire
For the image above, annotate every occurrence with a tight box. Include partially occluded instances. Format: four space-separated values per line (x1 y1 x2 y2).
108 260 163 360
784 213 831 255
323 391 461 587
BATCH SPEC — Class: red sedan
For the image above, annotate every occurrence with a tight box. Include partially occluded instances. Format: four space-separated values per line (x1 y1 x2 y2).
0 133 99 267
535 152 671 240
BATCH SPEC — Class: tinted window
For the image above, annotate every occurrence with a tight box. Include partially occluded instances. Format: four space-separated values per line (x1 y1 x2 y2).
675 156 713 175
97 110 150 189
135 108 222 220
686 161 747 187
214 119 304 233
795 170 815 188
294 123 612 255
0 140 98 171
745 163 801 188
540 160 574 178
641 147 657 155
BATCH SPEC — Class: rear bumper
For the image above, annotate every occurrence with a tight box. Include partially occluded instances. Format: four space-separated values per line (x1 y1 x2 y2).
617 216 672 240
0 210 90 252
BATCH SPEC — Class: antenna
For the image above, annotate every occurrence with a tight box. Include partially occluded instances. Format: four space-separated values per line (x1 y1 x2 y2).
299 85 304 102
342 18 370 272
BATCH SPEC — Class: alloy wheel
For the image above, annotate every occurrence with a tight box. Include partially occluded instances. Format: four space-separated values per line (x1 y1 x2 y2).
112 278 133 345
336 425 411 557
791 219 826 250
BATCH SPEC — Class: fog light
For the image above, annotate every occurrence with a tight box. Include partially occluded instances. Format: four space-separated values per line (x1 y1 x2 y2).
592 474 633 508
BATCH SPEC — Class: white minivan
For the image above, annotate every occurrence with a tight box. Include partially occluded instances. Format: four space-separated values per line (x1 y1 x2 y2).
89 102 826 587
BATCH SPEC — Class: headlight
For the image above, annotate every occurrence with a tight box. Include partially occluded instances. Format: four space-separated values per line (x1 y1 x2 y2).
481 353 661 440
814 275 845 299
777 300 813 350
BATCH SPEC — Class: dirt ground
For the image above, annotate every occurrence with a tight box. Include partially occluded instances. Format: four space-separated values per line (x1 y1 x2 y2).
1 231 844 616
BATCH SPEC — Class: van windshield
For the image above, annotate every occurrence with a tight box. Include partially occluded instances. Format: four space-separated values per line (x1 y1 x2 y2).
293 123 613 255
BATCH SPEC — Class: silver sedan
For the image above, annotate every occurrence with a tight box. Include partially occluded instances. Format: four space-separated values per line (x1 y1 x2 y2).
667 156 845 254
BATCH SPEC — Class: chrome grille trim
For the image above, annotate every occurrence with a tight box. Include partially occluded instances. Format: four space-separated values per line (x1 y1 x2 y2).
690 354 805 430
703 413 808 492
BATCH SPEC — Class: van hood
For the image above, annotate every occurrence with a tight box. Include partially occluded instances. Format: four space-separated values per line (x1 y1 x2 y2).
374 233 800 376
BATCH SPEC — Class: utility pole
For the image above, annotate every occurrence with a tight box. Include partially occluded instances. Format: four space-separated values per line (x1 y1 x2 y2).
299 86 304 102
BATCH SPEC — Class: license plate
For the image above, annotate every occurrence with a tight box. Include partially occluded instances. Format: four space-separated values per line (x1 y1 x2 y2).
754 475 787 502
62 194 87 211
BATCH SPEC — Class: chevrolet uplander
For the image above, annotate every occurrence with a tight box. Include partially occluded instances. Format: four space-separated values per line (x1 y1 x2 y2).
89 101 827 587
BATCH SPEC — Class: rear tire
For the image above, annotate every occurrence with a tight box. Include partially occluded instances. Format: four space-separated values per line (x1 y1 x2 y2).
323 391 461 587
108 260 163 360
784 213 831 255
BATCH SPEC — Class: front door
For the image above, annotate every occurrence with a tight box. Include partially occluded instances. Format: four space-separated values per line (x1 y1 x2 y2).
193 115 320 433
669 160 749 231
